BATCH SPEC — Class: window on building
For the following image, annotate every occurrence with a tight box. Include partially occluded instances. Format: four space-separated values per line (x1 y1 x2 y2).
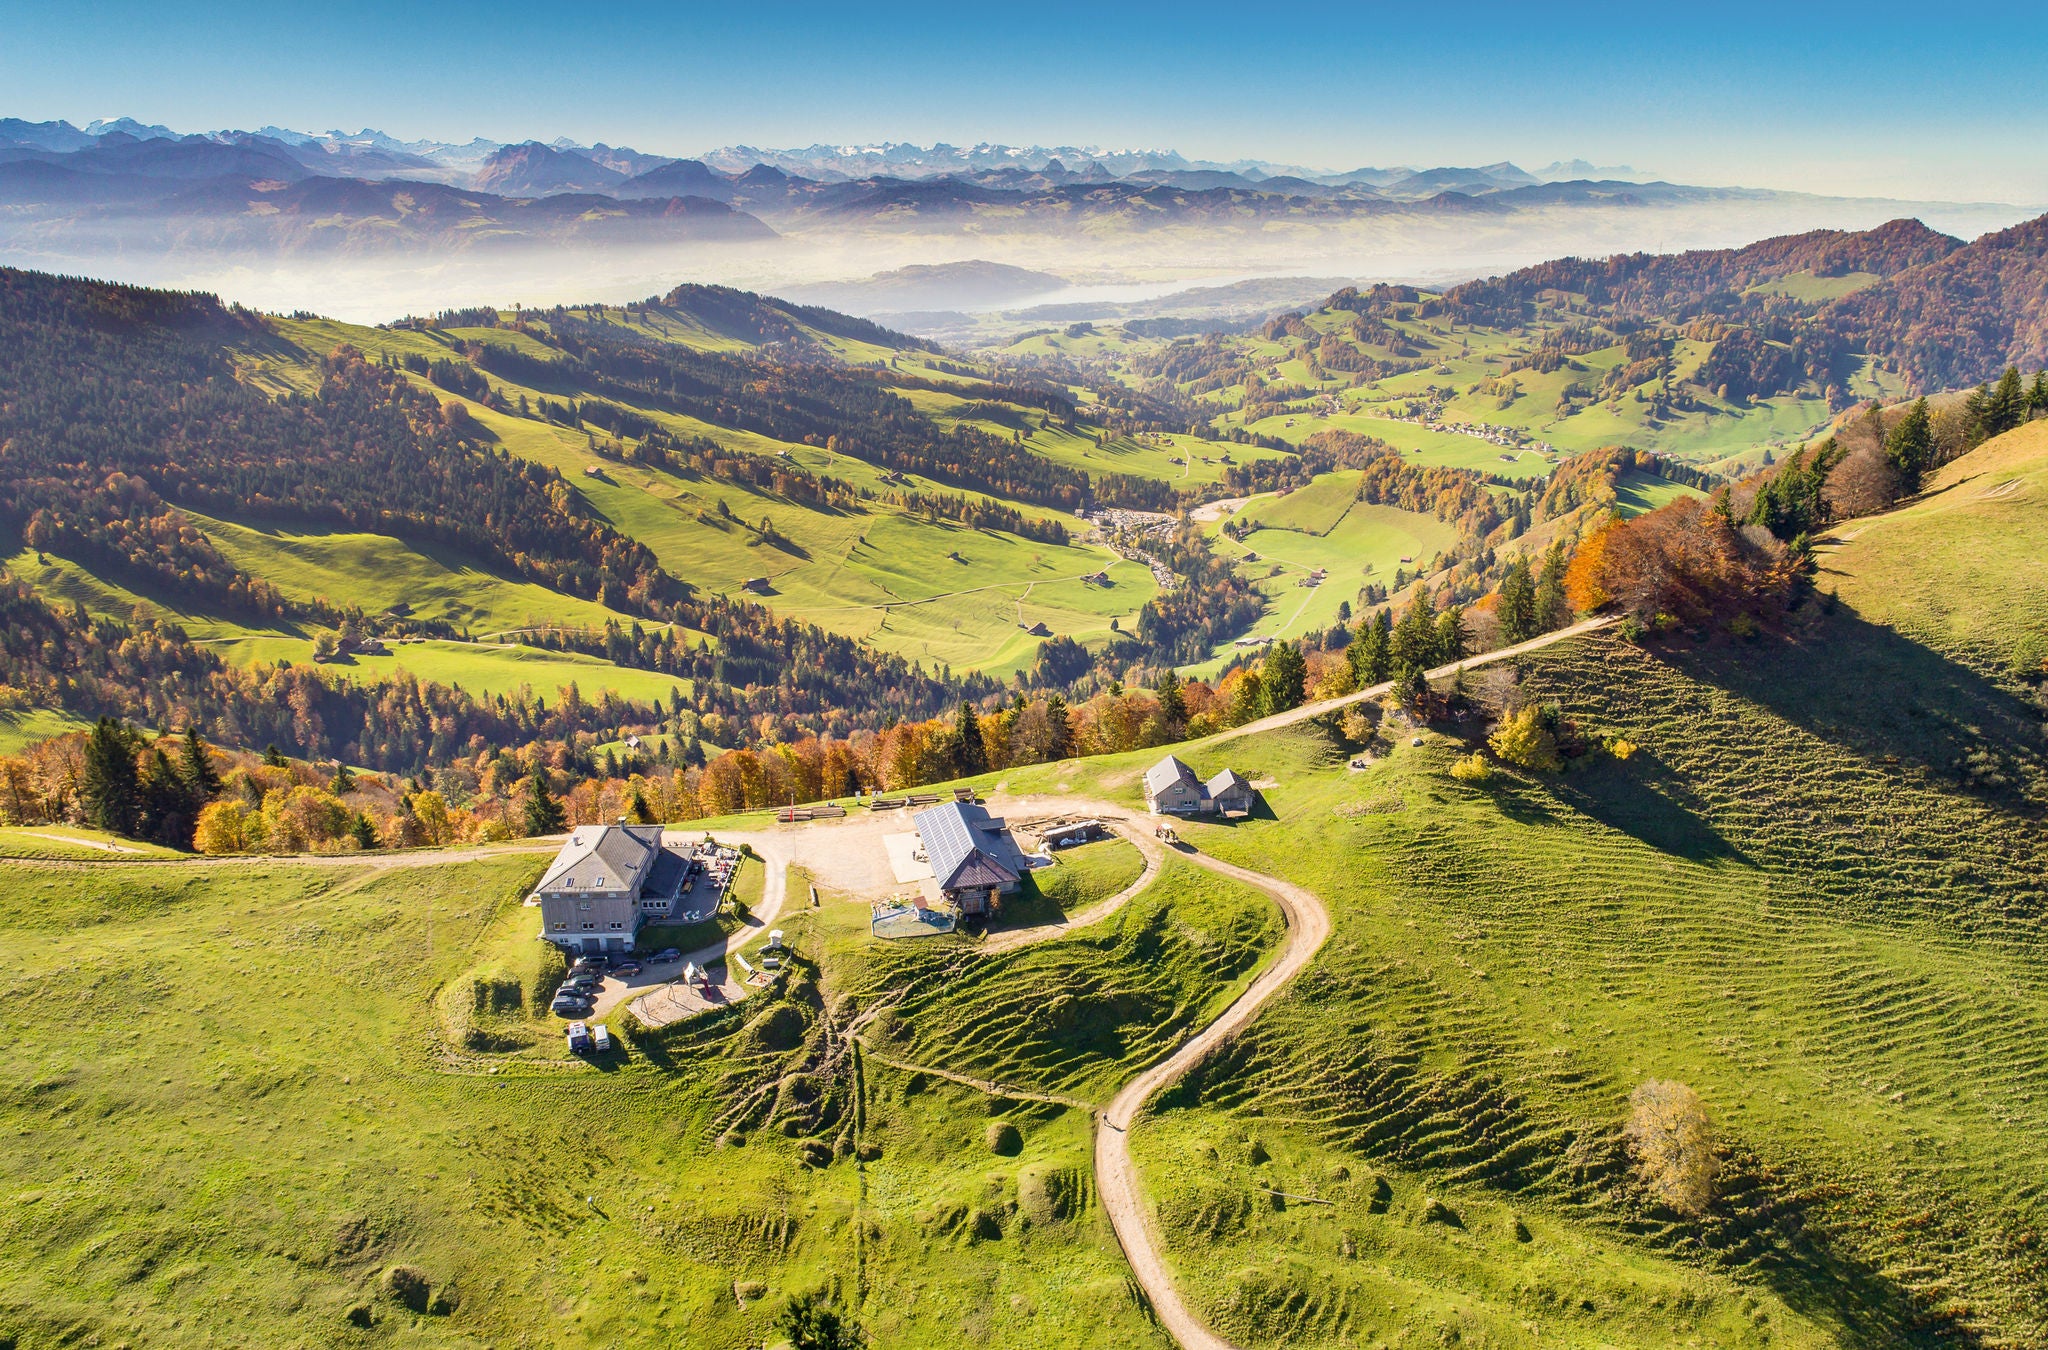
582 922 595 930
550 922 566 931
609 921 624 929
578 900 592 910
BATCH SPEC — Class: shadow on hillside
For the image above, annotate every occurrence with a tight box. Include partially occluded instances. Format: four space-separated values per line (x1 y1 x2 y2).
1545 751 1749 864
1661 607 2046 817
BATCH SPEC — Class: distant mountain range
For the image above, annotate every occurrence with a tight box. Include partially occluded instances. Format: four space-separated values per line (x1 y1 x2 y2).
0 118 1800 262
0 116 1649 196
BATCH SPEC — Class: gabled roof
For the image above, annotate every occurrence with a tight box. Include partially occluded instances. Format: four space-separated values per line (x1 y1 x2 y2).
1144 754 1200 797
537 822 661 893
1205 768 1253 797
639 845 688 900
916 800 1021 892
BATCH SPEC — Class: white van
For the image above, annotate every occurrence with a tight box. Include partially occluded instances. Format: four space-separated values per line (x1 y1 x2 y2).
592 1024 612 1053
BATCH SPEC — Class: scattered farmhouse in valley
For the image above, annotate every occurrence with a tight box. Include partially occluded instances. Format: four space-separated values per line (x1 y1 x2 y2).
534 822 693 954
1143 755 1258 818
913 799 1029 917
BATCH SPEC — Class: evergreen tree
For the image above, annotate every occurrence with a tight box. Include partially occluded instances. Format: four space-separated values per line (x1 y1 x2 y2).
523 771 567 836
778 1292 867 1350
1389 602 1438 679
1535 542 1572 632
1228 669 1267 725
1885 397 1934 492
81 717 142 837
1044 695 1071 760
2029 370 2048 415
1155 670 1187 735
331 761 357 794
178 726 221 796
262 744 288 769
1435 606 1468 665
954 701 988 777
1263 641 1307 713
1497 559 1538 644
137 745 196 847
349 812 379 850
625 784 654 824
1347 610 1390 685
1981 366 2028 438
1397 665 1431 714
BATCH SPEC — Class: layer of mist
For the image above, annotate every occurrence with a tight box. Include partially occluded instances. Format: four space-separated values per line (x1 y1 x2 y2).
0 193 2030 330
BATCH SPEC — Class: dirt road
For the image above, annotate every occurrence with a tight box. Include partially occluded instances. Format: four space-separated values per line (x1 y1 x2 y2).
1216 613 1616 743
1092 847 1332 1350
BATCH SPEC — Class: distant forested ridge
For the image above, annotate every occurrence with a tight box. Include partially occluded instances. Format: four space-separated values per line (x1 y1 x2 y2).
1439 215 2048 395
0 269 998 762
515 312 1181 512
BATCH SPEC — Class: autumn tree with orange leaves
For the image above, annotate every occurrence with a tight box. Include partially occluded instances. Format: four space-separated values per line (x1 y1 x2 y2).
1560 498 1803 627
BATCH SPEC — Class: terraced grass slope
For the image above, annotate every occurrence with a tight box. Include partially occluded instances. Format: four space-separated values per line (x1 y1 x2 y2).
1121 601 2047 1345
846 857 1278 1103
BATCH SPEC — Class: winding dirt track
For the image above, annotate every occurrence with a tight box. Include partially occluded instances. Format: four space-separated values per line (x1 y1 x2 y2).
1094 848 1331 1350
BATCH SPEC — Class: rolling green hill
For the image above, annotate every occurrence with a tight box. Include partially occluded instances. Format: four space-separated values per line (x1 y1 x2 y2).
1 422 2043 1348
1819 417 2048 676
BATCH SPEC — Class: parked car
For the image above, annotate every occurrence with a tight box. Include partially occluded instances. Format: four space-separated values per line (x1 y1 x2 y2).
610 961 640 977
592 1024 612 1053
566 1021 593 1054
551 994 592 1017
563 973 601 990
649 948 682 963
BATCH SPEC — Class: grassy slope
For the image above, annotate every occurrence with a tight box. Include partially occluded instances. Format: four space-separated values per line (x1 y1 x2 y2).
0 852 1210 1349
1819 417 2048 675
0 707 91 755
1099 439 2048 1346
13 414 2043 1345
1611 468 1706 517
4 543 692 706
260 317 1153 677
1199 477 1460 661
1068 293 1905 469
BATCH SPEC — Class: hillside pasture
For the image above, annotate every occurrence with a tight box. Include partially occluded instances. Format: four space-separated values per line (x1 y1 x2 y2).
1819 418 2048 675
0 841 1236 1349
1200 480 1459 658
246 320 1150 677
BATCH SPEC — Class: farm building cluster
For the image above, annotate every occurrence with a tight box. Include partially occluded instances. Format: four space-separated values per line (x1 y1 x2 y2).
1143 755 1257 818
532 822 737 955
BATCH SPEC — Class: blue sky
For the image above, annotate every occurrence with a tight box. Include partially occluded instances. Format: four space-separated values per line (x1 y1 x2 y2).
5 0 2045 201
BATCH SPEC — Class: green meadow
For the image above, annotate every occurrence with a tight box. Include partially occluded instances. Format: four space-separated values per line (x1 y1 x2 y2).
4 539 693 706
0 707 91 755
1197 475 1460 663
250 317 1154 678
1243 410 1558 481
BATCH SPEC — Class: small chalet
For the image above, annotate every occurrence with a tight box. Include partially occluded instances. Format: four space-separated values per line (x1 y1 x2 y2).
914 800 1027 918
1143 755 1206 815
1204 768 1256 818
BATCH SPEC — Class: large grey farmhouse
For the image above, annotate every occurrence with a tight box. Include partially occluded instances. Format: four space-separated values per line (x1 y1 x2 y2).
534 822 692 955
